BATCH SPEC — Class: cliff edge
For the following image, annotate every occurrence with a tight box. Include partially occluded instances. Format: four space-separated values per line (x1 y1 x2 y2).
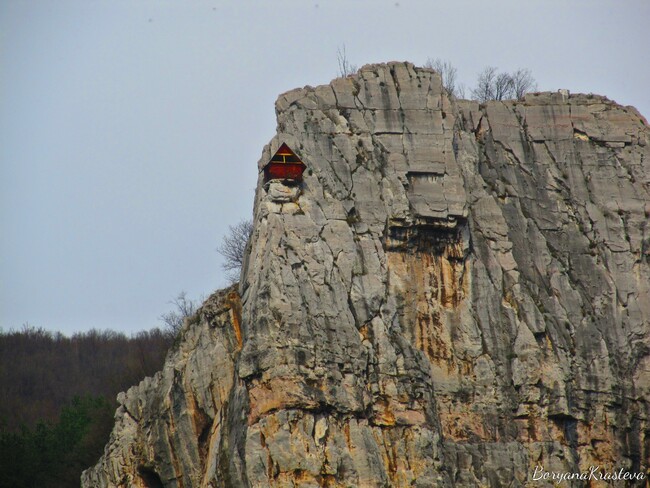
83 62 650 487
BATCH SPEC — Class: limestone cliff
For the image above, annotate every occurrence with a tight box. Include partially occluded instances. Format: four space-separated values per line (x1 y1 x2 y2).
82 62 650 487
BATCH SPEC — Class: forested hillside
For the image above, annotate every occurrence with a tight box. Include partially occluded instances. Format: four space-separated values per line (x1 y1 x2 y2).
0 326 171 487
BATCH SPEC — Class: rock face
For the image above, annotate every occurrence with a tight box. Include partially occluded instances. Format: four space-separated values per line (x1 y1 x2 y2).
83 63 650 487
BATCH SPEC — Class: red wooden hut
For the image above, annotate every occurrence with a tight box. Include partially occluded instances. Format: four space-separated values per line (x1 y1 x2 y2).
263 143 306 183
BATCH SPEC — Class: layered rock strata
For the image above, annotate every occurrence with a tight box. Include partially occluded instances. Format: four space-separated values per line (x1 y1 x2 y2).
83 62 650 487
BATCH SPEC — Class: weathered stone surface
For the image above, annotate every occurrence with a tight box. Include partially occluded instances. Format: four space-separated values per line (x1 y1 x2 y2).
81 286 243 488
83 62 650 487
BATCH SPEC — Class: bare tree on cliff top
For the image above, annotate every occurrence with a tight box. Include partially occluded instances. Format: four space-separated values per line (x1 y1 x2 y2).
472 66 537 102
510 68 538 99
472 66 499 102
337 45 357 77
425 57 465 98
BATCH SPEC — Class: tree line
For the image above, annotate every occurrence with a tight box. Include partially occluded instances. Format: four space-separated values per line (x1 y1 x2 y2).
0 325 173 487
0 325 172 431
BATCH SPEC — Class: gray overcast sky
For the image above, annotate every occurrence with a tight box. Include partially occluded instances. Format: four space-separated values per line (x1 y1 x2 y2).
2 0 649 335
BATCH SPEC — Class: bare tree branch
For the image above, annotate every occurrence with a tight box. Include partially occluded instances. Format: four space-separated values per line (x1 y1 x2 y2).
337 45 357 77
159 291 199 338
217 219 253 283
471 66 536 102
471 66 498 103
456 83 466 99
510 68 537 99
424 58 459 97
493 72 515 101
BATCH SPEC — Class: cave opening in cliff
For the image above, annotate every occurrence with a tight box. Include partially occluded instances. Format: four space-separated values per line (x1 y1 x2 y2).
386 219 469 256
137 466 164 488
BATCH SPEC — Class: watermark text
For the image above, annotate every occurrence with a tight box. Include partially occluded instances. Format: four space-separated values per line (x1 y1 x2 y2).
532 465 646 483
